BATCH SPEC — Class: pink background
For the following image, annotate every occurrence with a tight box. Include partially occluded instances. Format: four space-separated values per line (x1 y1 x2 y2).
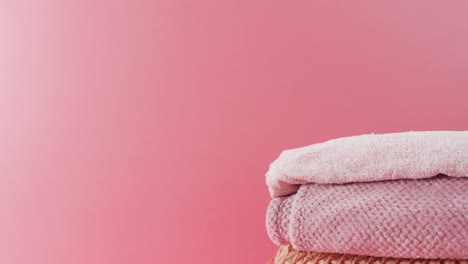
1 1 468 264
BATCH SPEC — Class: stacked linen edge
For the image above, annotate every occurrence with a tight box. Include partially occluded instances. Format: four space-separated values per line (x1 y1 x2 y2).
264 131 468 264
268 245 468 264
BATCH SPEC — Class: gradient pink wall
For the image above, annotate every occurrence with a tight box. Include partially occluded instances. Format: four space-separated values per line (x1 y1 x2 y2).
1 1 468 264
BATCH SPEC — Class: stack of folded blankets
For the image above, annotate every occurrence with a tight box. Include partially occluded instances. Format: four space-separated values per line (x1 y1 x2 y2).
265 131 468 264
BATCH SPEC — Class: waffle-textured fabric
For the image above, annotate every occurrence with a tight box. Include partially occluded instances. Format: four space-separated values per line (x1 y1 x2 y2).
266 131 468 198
266 175 468 259
270 245 468 264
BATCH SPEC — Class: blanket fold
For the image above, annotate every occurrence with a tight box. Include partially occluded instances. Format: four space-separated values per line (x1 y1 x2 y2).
266 131 468 198
270 245 468 264
267 175 467 259
265 131 468 260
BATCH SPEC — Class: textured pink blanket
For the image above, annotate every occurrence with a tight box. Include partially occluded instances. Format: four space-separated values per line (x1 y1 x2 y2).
265 131 468 259
267 175 468 259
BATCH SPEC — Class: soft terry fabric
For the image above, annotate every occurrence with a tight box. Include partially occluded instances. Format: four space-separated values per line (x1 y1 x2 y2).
266 175 468 259
271 245 468 264
266 131 468 198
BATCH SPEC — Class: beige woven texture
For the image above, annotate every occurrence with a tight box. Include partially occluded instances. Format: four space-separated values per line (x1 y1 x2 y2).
273 245 467 264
